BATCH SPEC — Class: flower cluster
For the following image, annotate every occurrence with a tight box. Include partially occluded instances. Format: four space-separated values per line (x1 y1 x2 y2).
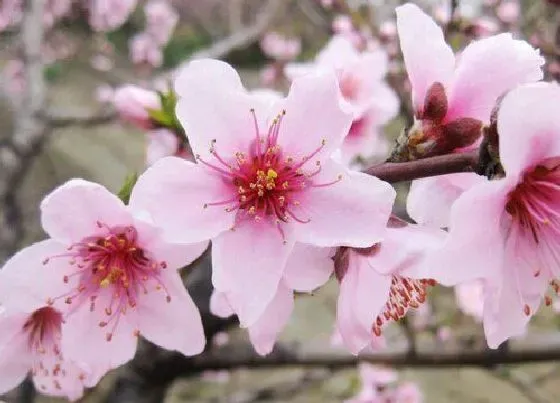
2 2 559 400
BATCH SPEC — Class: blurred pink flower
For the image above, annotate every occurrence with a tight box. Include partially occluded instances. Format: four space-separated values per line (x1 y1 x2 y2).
113 85 161 129
286 35 398 164
394 382 423 402
95 84 115 104
130 33 164 68
0 0 22 31
332 14 354 34
146 128 179 166
131 59 395 327
260 32 301 61
422 84 560 348
144 0 178 45
496 1 520 24
44 0 72 28
90 54 114 72
336 220 445 354
455 280 484 321
15 179 208 372
89 0 137 32
472 16 500 38
379 21 397 39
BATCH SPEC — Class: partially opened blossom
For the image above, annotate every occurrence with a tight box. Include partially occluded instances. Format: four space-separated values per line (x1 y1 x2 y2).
260 32 301 62
131 59 395 327
89 0 137 32
286 35 398 163
421 83 560 348
496 1 520 24
144 0 179 45
113 85 161 129
397 3 543 228
0 251 101 400
336 219 445 354
211 244 334 355
6 179 207 372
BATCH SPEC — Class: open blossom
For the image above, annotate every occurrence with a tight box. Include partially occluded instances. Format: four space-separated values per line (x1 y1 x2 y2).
0 251 102 400
89 0 137 32
131 59 395 327
211 244 334 355
144 0 179 45
422 83 560 348
129 33 163 68
113 85 161 129
260 32 301 62
335 219 445 354
286 35 398 164
397 3 543 228
9 179 207 371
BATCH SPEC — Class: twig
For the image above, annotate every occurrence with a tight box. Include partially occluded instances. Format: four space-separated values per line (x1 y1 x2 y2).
364 150 480 183
189 0 285 60
44 109 117 128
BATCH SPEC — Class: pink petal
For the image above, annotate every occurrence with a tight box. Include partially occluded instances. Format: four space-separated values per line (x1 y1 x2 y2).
396 3 455 113
337 252 391 354
0 240 71 313
316 35 360 68
136 271 206 356
146 128 179 166
61 301 137 372
279 69 353 162
296 161 395 248
497 83 560 177
418 179 513 285
129 157 235 243
455 280 484 322
209 290 234 318
32 357 89 401
174 59 257 160
447 33 544 122
211 219 295 326
248 282 294 356
41 179 132 244
407 173 487 228
0 331 31 394
283 244 334 292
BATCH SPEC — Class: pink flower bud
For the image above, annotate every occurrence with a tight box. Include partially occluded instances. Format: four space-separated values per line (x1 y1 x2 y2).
113 85 161 129
496 1 520 24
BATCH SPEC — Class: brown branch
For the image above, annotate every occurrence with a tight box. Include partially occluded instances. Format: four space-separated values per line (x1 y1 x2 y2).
185 341 560 372
189 0 285 60
364 150 480 183
44 109 117 128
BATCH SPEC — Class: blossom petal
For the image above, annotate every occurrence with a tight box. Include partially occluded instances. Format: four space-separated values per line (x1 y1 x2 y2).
447 34 544 122
136 271 206 356
0 240 72 313
295 161 395 248
41 179 132 244
316 35 360 68
129 157 236 243
209 290 234 318
417 179 512 285
407 173 487 228
0 330 31 395
211 219 295 326
279 70 353 162
396 3 455 113
283 244 334 292
174 59 257 160
248 282 294 356
337 253 391 355
497 83 560 177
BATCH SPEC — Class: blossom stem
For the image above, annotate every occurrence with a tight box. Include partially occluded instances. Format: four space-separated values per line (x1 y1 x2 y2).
364 150 480 183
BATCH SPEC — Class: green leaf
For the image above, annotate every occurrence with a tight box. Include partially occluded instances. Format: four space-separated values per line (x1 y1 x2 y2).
117 173 139 205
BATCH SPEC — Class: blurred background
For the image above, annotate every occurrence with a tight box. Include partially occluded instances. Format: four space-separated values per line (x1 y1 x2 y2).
1 0 560 402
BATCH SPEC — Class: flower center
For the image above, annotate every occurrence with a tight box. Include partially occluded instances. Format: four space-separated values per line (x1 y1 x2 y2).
24 306 63 356
372 276 436 337
44 224 169 341
198 109 342 235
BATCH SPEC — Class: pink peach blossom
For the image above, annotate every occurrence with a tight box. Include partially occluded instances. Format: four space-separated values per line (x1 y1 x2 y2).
398 3 543 228
146 128 180 166
0 251 102 400
379 21 397 39
113 85 161 129
260 32 301 62
129 33 163 68
89 0 137 32
211 244 334 355
455 280 484 322
0 0 22 32
472 16 500 38
9 179 208 372
496 1 520 24
336 220 445 354
421 83 560 348
144 0 178 45
131 59 395 327
332 15 354 34
286 35 398 163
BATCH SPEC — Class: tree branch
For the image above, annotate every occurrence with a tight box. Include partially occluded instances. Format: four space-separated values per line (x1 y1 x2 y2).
364 150 480 183
189 0 285 60
44 109 117 128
